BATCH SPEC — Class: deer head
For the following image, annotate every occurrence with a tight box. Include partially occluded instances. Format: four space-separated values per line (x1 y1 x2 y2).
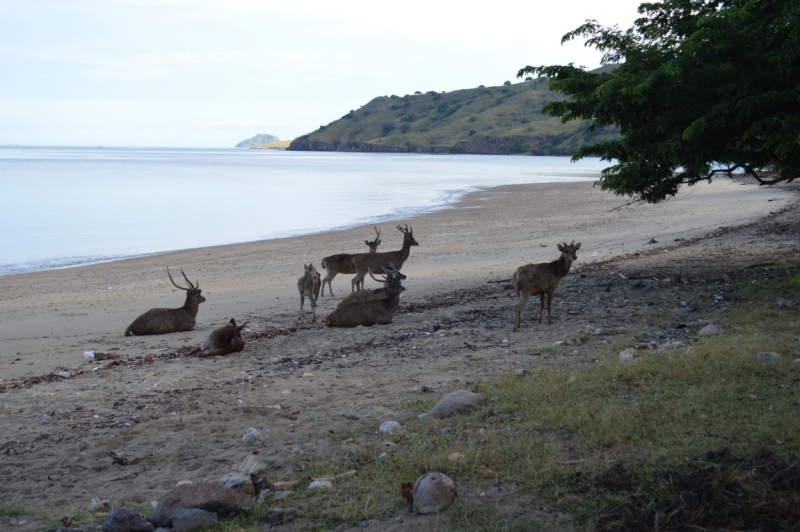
556 241 582 261
304 263 319 275
167 267 206 305
365 226 382 253
368 262 406 294
397 224 418 246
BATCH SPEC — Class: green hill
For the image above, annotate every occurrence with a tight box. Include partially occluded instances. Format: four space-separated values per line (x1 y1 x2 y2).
288 78 617 155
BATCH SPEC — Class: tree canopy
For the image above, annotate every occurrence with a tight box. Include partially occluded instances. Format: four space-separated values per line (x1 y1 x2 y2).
518 0 800 203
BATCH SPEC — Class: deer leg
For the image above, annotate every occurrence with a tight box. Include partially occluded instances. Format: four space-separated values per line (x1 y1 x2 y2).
311 294 317 323
513 292 530 332
538 294 545 323
300 292 305 317
351 272 364 293
546 290 555 324
322 272 335 296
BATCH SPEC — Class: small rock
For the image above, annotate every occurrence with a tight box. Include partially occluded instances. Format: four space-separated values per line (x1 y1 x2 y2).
418 413 428 420
218 472 255 496
379 421 401 434
514 368 527 376
411 472 457 514
256 489 272 505
576 362 592 370
309 480 333 490
151 483 253 528
91 498 110 510
777 298 797 309
619 352 634 363
265 507 296 526
553 341 564 346
172 509 218 531
175 480 193 487
239 454 267 476
793 359 800 364
755 352 783 361
448 452 467 464
274 490 293 500
428 390 483 417
698 324 721 336
101 507 154 532
302 372 314 377
441 427 452 434
242 428 263 446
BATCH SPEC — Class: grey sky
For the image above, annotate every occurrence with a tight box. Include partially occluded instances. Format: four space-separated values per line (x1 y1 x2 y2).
0 0 643 147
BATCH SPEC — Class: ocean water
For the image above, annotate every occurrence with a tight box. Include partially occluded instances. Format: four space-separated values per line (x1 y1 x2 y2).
0 147 608 276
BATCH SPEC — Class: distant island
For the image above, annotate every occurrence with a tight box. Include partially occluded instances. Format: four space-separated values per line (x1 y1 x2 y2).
288 75 617 155
235 133 281 148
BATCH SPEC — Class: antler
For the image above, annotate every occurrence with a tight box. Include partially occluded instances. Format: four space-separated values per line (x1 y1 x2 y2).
181 270 198 290
368 267 388 284
396 224 412 235
381 262 400 277
167 267 190 291
374 225 381 239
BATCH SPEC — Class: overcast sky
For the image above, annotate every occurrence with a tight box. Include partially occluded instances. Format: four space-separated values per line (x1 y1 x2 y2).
0 0 644 148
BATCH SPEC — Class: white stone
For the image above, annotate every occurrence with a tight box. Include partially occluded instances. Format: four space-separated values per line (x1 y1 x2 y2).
309 480 333 490
619 352 634 363
242 427 264 446
379 421 402 434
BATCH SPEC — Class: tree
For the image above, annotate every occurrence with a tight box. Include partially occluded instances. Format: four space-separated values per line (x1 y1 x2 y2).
503 80 512 86
518 0 800 203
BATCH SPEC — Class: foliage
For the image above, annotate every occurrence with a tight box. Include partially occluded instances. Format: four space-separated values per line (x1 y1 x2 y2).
519 0 800 203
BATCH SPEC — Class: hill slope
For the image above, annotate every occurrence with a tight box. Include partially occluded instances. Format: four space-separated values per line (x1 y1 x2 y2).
235 133 280 148
288 79 617 155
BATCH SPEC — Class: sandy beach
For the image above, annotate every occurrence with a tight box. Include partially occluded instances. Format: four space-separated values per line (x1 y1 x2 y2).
1 178 798 524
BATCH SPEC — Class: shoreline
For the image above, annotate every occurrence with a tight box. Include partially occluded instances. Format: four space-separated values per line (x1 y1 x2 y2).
0 178 796 381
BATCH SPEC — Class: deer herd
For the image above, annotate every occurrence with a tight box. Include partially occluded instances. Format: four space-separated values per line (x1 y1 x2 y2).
124 224 580 355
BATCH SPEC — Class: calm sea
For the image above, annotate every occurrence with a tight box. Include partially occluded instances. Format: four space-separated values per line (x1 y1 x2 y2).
0 147 608 276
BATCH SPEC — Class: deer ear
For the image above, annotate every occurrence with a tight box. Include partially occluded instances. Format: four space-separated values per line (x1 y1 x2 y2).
376 239 381 245
575 243 581 250
557 244 564 251
229 318 236 326
365 240 370 245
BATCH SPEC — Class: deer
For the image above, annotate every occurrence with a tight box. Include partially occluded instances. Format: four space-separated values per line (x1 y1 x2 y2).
325 263 405 327
336 271 407 308
298 263 322 322
125 269 206 336
194 318 253 357
321 226 382 296
512 241 581 332
350 224 418 293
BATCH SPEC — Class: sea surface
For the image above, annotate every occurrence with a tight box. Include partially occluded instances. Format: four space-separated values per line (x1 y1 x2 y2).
0 147 609 276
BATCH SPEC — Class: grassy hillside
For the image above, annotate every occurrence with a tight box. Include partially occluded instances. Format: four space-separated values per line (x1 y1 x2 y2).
256 139 292 149
289 78 617 155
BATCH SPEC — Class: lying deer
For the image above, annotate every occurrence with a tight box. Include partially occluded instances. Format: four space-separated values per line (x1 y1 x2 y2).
336 270 407 308
195 318 252 357
350 225 418 293
325 263 405 327
321 226 382 296
125 269 206 336
512 241 581 332
298 263 322 322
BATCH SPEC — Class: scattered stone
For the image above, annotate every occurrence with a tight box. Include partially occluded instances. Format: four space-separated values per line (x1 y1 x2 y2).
256 490 272 505
379 421 401 434
428 390 483 417
418 413 428 421
577 362 592 370
309 480 333 490
176 480 193 487
91 498 110 510
151 483 253 528
514 368 527 376
302 372 314 377
274 491 293 500
273 480 299 490
793 359 800 364
239 455 267 476
218 472 255 496
698 324 721 336
242 428 263 446
172 509 218 531
777 298 797 309
441 427 452 434
448 452 467 464
619 352 634 363
755 352 783 362
101 507 154 532
410 472 457 514
266 507 296 526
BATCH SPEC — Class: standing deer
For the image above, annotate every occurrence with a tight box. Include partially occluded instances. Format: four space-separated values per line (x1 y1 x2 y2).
196 318 253 357
350 225 418 293
512 241 581 332
321 226 382 296
298 263 322 322
325 263 405 327
125 269 206 336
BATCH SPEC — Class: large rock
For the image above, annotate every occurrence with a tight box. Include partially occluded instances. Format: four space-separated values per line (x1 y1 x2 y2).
219 471 255 496
428 390 482 417
411 472 457 514
266 508 296 526
172 509 218 531
102 507 155 532
151 482 253 528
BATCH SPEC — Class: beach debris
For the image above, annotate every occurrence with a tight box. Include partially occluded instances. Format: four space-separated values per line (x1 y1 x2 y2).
171 509 218 532
428 390 483 417
218 472 255 496
273 480 299 490
241 428 263 446
699 324 721 336
151 483 253 528
379 421 401 434
101 507 154 532
755 352 783 362
777 297 797 309
401 472 457 514
176 480 193 487
109 450 128 466
84 350 95 359
58 371 71 379
309 480 333 490
619 352 634 363
266 507 296 526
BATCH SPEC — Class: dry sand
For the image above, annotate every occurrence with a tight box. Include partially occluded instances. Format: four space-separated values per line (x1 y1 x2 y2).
0 178 797 524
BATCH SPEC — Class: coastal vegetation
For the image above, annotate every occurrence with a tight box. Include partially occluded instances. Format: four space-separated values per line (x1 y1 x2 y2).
520 0 800 203
288 75 618 155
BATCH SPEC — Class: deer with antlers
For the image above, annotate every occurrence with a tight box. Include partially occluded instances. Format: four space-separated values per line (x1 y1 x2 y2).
350 225 418 293
512 241 581 332
298 263 322 322
325 263 405 327
320 226 382 296
124 268 206 336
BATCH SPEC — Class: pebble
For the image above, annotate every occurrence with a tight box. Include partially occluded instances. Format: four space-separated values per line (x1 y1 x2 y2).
418 413 428 420
172 508 218 531
309 480 333 490
302 372 314 377
777 298 797 309
242 428 264 446
698 324 721 336
755 352 783 361
274 490 293 500
101 507 154 532
619 352 634 363
265 508 296 526
379 421 402 434
513 368 527 376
